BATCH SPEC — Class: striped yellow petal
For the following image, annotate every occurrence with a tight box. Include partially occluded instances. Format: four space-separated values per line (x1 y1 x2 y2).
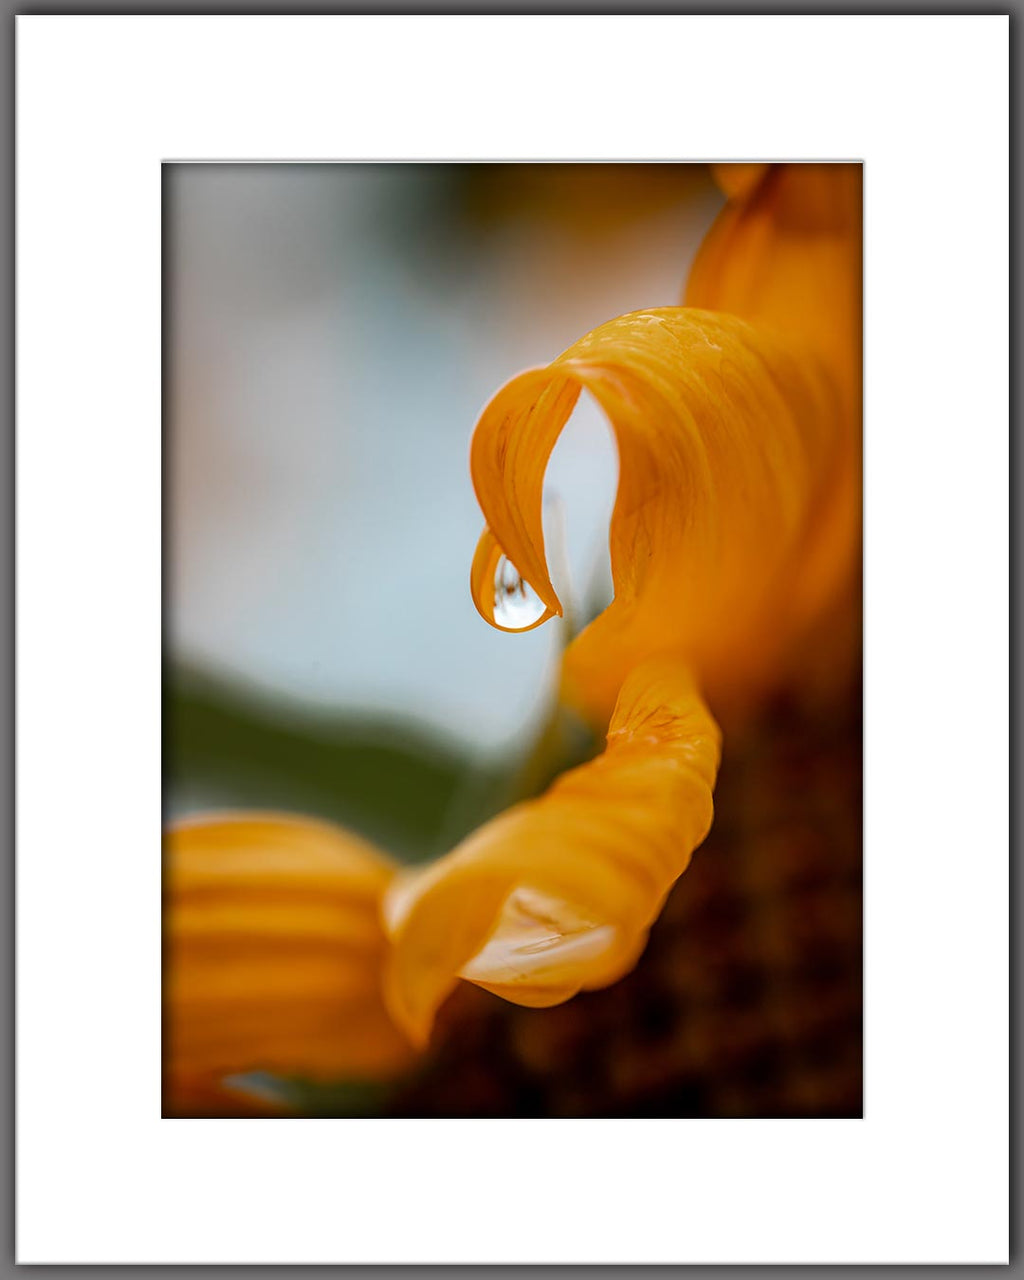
164 812 413 1112
382 661 721 1045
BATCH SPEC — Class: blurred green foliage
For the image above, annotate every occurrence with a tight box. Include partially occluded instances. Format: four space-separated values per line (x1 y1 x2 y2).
166 662 601 865
164 663 510 862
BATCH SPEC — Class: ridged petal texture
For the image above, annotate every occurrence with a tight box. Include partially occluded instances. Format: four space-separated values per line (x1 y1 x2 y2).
164 813 413 1113
382 661 721 1045
470 163 861 722
688 163 862 409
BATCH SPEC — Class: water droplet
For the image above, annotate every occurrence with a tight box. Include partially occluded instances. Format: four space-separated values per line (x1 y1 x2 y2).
493 556 548 631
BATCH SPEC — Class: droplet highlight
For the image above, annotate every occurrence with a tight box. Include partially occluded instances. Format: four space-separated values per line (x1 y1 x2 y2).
470 526 559 633
492 556 548 631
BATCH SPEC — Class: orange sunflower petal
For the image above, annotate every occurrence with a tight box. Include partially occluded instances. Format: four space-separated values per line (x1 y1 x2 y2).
382 661 721 1045
469 163 861 723
164 812 413 1113
469 306 855 721
687 162 862 406
710 162 771 202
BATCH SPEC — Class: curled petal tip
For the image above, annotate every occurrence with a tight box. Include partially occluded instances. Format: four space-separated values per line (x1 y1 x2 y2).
468 372 580 632
469 292 859 719
381 664 721 1020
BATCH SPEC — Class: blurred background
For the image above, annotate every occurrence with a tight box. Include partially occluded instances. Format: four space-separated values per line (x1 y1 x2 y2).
166 163 720 854
165 164 861 1117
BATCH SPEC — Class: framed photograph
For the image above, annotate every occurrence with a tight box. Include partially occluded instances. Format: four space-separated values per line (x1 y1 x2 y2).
16 14 1008 1266
163 156 866 1126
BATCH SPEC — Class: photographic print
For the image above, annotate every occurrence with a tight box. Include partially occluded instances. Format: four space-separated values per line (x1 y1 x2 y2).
163 161 862 1120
